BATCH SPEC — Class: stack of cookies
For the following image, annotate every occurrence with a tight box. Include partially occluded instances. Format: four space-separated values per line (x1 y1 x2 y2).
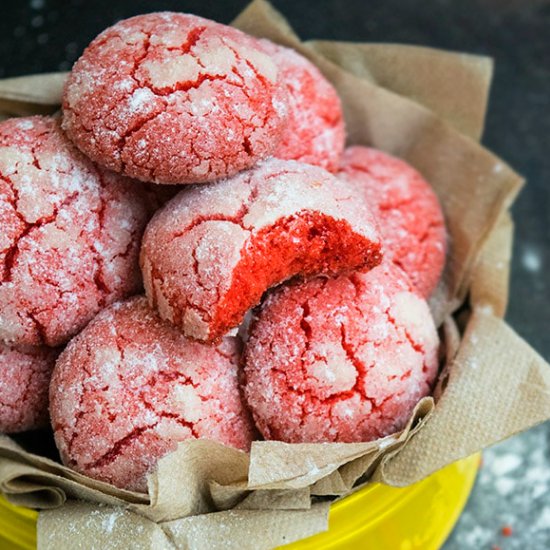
0 12 446 493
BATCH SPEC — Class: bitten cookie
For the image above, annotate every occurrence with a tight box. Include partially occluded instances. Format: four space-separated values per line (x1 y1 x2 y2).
50 297 255 492
243 263 439 443
141 158 383 342
0 116 148 347
0 343 58 433
338 146 446 297
260 40 345 171
62 12 288 184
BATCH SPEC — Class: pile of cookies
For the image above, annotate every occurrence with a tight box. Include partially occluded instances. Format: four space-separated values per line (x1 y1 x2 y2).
0 12 446 493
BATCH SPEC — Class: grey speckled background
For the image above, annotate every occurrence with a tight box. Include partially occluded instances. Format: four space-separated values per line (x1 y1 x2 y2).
1 0 549 548
445 425 550 549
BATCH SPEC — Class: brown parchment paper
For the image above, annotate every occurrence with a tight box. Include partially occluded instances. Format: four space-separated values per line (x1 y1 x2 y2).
0 73 66 119
307 41 493 142
1 1 549 548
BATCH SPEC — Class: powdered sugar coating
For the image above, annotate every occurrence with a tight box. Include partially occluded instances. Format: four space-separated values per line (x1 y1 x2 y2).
243 263 439 443
0 116 148 347
338 146 446 297
50 296 255 492
141 158 382 342
0 342 58 433
260 40 345 172
62 12 288 184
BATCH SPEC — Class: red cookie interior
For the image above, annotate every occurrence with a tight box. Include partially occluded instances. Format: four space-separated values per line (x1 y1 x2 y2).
141 159 383 342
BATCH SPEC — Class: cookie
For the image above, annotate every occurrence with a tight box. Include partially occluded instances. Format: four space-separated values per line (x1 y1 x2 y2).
62 13 288 184
260 40 345 171
0 116 148 347
141 158 383 342
50 296 255 492
243 263 439 443
338 146 446 297
0 342 58 433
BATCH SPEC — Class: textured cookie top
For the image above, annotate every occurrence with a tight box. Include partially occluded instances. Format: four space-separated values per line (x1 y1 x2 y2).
0 342 58 433
62 12 288 184
338 146 446 297
50 296 254 492
141 158 382 341
0 116 148 347
243 263 439 443
260 40 345 171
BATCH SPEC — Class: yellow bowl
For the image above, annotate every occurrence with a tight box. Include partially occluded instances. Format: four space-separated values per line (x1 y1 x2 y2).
283 453 480 549
0 453 479 550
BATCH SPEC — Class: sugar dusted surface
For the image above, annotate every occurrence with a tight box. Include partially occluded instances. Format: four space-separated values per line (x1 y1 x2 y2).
49 296 255 492
62 12 288 184
0 116 149 347
141 158 382 342
243 263 440 443
0 342 58 433
260 40 345 172
338 146 446 297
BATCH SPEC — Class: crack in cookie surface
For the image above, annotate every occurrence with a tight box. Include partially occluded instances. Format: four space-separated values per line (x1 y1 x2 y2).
243 263 439 443
141 158 383 342
0 116 148 346
62 13 288 184
50 296 254 492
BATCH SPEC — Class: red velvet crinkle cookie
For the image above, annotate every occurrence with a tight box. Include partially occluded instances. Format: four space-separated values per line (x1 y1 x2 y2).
141 158 383 342
50 296 255 492
0 116 148 347
0 342 58 433
62 12 288 185
338 146 446 297
243 263 439 443
260 40 345 172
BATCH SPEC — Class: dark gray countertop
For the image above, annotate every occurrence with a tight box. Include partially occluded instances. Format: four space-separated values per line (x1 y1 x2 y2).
1 1 549 548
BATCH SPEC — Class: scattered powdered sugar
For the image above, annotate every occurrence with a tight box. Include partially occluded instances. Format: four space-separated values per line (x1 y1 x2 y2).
101 507 125 534
462 525 493 548
535 507 550 530
128 87 156 112
447 426 550 549
494 476 516 496
522 246 542 273
491 453 522 476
